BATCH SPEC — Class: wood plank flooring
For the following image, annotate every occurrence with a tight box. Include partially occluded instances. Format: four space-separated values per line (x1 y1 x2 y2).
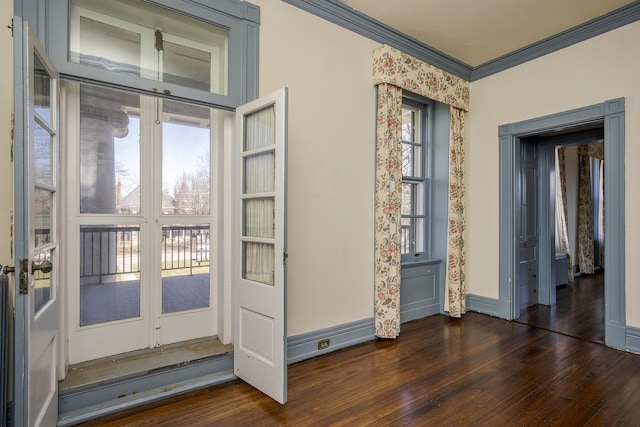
80 311 640 426
517 270 604 343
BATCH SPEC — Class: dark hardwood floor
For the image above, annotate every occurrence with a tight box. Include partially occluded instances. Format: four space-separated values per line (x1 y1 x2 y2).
518 270 605 344
81 309 640 426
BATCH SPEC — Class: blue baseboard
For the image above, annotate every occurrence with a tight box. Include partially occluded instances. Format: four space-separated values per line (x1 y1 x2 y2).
466 294 500 317
287 317 375 364
625 325 640 354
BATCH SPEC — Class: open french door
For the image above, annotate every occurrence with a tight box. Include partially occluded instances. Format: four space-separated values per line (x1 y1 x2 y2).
13 17 60 426
233 88 288 404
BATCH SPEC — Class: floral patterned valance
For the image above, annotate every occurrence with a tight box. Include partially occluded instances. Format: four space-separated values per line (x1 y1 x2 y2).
373 44 470 111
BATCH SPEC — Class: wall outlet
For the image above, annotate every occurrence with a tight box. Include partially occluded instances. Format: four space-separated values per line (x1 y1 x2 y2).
318 338 330 350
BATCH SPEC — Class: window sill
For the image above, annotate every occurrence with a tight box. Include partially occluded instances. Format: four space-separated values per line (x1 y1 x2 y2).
401 258 442 267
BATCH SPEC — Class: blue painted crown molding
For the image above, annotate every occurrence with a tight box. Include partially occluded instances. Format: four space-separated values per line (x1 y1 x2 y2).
282 0 640 82
281 0 472 80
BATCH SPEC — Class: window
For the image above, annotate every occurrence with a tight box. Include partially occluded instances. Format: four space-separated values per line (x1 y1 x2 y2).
49 0 260 108
69 1 228 95
401 99 430 261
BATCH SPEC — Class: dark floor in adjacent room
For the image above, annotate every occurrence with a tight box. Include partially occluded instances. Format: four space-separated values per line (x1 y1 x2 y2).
517 270 605 344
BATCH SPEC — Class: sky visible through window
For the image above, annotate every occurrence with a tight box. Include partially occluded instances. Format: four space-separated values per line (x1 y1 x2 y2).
114 117 209 199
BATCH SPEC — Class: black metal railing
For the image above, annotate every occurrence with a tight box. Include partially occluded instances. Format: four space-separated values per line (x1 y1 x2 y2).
79 225 210 284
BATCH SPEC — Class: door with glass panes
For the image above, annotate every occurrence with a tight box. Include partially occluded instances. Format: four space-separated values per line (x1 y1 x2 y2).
65 83 226 362
64 0 232 362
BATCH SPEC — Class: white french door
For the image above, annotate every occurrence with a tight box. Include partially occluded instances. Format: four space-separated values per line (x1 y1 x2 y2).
13 17 60 426
64 84 221 363
233 88 288 404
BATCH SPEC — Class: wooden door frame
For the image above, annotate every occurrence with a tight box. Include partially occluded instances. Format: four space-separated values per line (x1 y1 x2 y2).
498 99 626 350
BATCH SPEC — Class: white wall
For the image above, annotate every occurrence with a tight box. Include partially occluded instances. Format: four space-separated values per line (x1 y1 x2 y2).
468 21 640 327
1 1 13 269
253 0 380 335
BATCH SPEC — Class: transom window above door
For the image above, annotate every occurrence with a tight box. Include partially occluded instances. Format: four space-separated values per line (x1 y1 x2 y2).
48 0 260 108
70 0 228 95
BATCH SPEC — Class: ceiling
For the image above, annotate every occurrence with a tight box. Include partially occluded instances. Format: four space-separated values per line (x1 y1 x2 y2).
338 0 636 67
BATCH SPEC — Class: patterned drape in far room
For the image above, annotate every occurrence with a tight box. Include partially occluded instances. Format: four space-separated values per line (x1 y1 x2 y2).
372 45 470 337
577 142 604 274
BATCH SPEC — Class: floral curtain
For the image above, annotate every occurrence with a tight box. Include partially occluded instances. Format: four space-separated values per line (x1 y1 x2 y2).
446 108 466 317
555 148 574 283
576 142 604 274
373 45 470 334
374 83 403 338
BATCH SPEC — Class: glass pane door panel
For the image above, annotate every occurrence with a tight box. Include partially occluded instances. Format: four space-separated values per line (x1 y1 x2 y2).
34 189 52 247
79 224 141 326
75 16 142 77
243 198 275 238
242 242 274 286
34 54 51 122
79 85 141 214
34 122 52 185
162 100 211 215
244 107 275 151
161 225 210 314
33 250 53 315
243 152 274 194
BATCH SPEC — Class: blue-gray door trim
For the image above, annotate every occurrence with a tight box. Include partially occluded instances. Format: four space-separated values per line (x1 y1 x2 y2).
498 98 625 349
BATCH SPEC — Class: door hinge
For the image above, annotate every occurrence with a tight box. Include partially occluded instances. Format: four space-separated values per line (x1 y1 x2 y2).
283 250 288 267
19 258 29 295
8 20 13 37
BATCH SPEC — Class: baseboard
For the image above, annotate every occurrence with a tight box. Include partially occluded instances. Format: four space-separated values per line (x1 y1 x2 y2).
626 325 640 354
466 294 500 317
287 317 375 364
58 353 234 426
401 302 440 324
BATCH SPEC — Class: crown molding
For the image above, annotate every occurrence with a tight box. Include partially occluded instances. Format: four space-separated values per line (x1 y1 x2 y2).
281 0 473 80
471 1 640 80
282 0 640 82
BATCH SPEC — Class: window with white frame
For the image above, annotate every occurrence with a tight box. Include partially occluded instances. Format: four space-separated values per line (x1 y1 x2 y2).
401 99 430 261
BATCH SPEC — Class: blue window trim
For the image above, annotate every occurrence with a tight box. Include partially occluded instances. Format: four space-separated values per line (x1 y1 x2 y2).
42 0 259 109
400 95 433 264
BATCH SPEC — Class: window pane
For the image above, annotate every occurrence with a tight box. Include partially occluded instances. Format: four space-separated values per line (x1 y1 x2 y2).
402 182 413 216
34 122 52 185
243 242 274 286
75 16 142 77
401 217 425 255
244 152 275 194
161 225 210 314
163 41 211 92
402 143 422 177
79 85 141 214
244 106 275 151
79 225 141 326
402 108 414 142
243 198 275 238
33 250 53 315
34 54 51 122
162 100 211 215
34 189 52 248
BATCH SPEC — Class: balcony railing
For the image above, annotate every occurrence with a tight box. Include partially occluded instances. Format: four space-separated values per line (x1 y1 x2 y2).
79 225 210 284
